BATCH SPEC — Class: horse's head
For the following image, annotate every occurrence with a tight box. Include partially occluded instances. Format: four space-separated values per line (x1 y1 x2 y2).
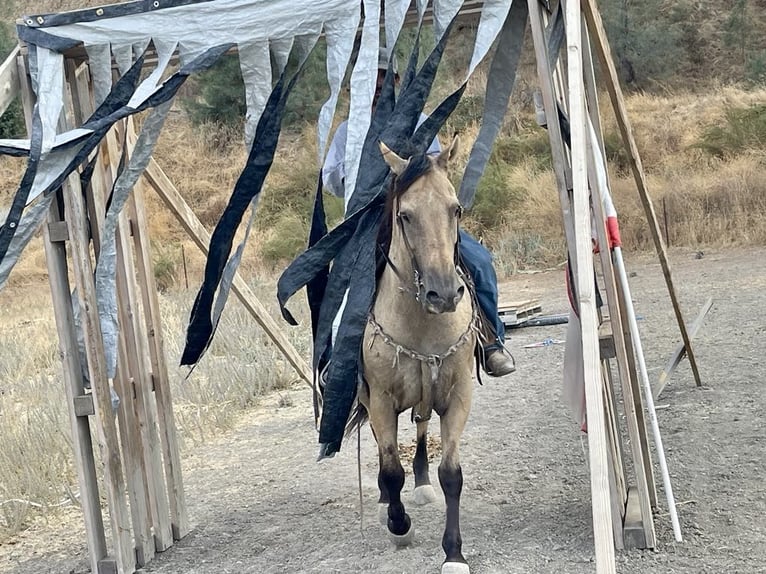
380 136 465 314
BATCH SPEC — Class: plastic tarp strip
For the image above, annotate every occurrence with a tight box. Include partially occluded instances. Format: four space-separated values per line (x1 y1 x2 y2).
384 0 411 58
19 0 353 55
465 0 513 79
341 0 380 207
238 39 272 148
459 0 528 207
0 194 55 289
181 43 316 366
94 100 173 378
86 43 113 108
316 10 360 162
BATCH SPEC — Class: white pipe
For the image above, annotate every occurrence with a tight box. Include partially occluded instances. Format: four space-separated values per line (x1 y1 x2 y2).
612 246 683 543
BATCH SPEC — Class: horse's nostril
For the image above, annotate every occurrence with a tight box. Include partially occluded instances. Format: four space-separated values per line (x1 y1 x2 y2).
426 291 441 305
456 285 465 301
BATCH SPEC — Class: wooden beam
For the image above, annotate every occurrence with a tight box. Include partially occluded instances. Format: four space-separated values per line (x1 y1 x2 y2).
654 297 713 399
566 1 615 571
528 0 578 280
125 118 190 541
141 155 313 387
583 29 656 545
581 0 702 388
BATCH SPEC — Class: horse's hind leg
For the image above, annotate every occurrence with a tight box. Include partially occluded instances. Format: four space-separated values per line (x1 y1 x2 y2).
412 419 438 506
438 394 472 574
368 395 413 546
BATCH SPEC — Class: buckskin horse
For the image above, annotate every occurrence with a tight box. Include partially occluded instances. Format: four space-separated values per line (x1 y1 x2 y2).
352 136 478 574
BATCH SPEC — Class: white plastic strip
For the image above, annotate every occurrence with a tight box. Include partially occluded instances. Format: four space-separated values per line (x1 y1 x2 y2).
127 39 178 109
316 11 360 162
112 43 133 75
33 46 64 155
85 43 112 108
238 39 272 148
34 0 353 52
433 0 463 41
466 0 514 79
384 0 411 57
342 0 380 208
0 194 54 289
94 101 173 378
270 37 295 75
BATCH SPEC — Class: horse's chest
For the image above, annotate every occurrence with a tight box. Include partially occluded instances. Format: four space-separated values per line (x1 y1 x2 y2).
362 321 472 412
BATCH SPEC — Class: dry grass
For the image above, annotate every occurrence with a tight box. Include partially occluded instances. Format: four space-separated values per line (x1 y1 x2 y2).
0 275 311 540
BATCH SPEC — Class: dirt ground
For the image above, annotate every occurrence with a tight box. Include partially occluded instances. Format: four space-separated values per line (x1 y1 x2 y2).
1 247 764 574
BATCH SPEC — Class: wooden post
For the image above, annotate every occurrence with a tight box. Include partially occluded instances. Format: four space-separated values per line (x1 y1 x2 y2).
566 0 615 571
582 0 702 388
0 45 20 116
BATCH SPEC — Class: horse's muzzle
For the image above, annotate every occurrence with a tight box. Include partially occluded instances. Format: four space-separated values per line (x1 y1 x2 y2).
424 284 465 314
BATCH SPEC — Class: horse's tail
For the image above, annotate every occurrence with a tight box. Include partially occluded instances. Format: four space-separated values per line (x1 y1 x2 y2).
344 400 369 438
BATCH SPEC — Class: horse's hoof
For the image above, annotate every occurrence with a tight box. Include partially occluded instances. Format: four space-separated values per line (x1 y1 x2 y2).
378 503 388 526
412 484 438 506
441 562 470 574
387 523 414 547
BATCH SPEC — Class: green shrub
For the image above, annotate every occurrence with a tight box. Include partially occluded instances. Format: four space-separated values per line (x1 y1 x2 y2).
260 212 309 264
693 104 766 159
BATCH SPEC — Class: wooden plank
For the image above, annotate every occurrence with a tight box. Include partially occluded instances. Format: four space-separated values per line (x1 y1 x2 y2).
141 155 312 387
67 60 154 566
598 320 615 359
127 174 190 540
654 297 713 399
43 197 109 572
566 1 615 571
623 487 647 549
582 0 702 389
603 365 625 551
22 51 108 574
61 107 135 574
0 45 20 117
103 121 173 554
113 335 154 568
528 0 578 282
116 214 171 556
582 24 657 545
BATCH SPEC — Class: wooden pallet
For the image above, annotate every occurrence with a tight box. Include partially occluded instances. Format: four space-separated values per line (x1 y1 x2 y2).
498 299 543 327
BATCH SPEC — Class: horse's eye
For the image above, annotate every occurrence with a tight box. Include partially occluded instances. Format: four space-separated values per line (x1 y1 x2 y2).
398 211 411 223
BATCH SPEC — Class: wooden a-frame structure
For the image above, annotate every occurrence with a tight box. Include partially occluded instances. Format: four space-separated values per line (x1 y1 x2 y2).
0 1 703 573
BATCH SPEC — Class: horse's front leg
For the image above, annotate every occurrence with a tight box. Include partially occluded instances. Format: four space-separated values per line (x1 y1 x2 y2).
413 418 438 506
438 384 473 574
368 393 414 546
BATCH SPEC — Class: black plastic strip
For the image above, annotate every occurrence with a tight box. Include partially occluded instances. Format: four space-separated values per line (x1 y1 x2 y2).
22 0 216 29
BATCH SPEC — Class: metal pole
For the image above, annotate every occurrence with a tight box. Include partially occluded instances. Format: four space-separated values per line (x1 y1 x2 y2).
612 246 683 543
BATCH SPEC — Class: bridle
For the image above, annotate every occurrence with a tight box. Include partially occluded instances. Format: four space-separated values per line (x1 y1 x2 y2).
377 194 465 302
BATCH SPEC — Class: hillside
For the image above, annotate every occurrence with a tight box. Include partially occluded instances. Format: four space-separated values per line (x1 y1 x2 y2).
0 0 765 285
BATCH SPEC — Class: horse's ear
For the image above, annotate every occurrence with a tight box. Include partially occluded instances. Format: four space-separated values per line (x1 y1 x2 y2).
436 134 460 170
379 141 410 175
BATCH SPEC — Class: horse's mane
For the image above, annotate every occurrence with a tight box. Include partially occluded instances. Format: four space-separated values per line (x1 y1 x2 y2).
376 151 434 272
